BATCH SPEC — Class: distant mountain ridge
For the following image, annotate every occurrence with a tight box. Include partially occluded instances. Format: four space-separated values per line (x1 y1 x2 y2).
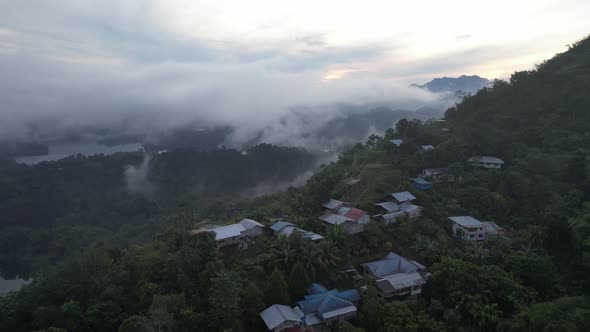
412 75 491 94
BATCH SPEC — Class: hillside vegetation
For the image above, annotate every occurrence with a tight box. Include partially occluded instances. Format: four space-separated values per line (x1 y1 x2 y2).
2 36 590 331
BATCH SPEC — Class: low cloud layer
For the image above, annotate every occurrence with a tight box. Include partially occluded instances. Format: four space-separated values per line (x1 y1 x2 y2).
1 0 587 146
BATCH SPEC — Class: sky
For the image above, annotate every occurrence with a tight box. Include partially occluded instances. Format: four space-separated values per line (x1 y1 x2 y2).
1 0 589 144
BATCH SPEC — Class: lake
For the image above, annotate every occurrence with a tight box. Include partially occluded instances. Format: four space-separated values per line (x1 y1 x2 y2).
0 277 31 295
14 142 144 165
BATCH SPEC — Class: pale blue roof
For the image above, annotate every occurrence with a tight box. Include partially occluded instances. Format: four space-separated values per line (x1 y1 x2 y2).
297 285 360 317
270 221 295 232
449 216 483 227
319 213 354 225
361 252 422 278
376 201 400 212
260 304 302 330
323 199 345 210
391 191 416 203
308 283 329 295
410 177 432 185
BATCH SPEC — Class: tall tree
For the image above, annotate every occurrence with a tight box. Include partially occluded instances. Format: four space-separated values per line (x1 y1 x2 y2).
208 271 243 332
240 283 265 332
288 261 311 300
264 268 290 306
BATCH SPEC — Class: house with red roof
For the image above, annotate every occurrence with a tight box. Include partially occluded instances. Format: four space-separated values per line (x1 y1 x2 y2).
320 199 370 234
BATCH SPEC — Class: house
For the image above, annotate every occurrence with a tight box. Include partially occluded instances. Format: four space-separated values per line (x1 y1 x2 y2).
420 145 434 151
409 177 433 190
322 198 347 211
390 139 404 146
421 168 449 182
270 221 324 241
390 191 422 219
319 212 366 235
260 304 304 332
373 202 406 223
449 216 486 241
207 219 265 249
374 191 423 222
320 199 370 234
467 156 504 169
400 204 423 219
270 221 296 235
390 191 417 206
296 284 361 328
360 252 428 299
261 284 361 331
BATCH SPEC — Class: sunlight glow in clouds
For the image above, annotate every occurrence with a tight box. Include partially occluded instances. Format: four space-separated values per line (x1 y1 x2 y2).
0 0 589 143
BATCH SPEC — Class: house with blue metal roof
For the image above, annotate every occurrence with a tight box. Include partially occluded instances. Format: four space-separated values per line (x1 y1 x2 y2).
409 177 433 190
361 252 429 299
260 284 360 331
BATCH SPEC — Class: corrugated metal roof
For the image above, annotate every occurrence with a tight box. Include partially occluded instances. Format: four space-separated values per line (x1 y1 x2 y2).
376 202 400 212
377 272 425 292
361 252 421 278
260 304 302 330
344 208 366 221
239 218 264 230
279 226 325 241
302 313 322 326
449 216 483 227
409 177 432 185
336 289 362 303
391 191 416 203
270 221 295 232
307 283 329 295
382 211 406 220
320 305 357 320
401 204 422 213
323 199 345 210
421 145 434 150
209 224 246 240
319 213 354 225
297 287 359 316
467 156 504 164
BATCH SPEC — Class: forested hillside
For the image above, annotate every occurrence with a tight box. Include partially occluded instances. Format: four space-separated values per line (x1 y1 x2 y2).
2 36 590 331
0 144 314 278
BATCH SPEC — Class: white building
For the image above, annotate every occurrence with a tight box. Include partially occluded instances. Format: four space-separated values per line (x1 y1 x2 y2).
449 216 486 241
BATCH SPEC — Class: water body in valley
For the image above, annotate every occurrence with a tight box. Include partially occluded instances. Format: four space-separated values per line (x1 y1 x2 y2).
14 142 144 165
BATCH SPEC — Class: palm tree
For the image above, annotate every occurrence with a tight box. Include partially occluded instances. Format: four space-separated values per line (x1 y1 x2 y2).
463 243 489 264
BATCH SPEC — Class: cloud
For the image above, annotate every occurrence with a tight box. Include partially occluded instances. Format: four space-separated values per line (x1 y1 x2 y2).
0 0 587 146
125 153 154 195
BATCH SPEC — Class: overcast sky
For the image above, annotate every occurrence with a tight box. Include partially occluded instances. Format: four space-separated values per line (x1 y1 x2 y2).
1 0 589 142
